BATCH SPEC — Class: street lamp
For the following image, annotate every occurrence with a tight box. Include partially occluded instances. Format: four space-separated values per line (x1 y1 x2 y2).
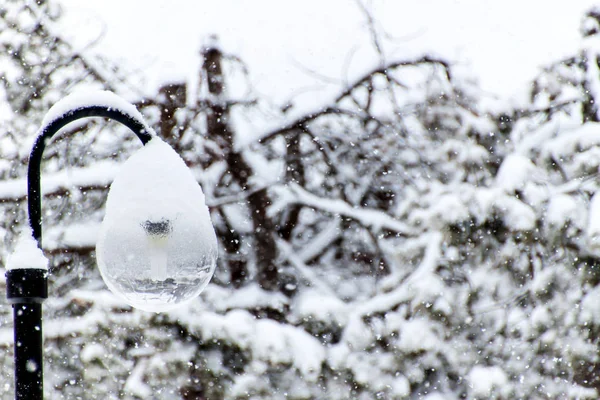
5 91 218 399
96 131 218 312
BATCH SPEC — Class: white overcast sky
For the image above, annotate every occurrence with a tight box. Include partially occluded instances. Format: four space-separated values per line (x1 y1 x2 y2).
58 0 599 107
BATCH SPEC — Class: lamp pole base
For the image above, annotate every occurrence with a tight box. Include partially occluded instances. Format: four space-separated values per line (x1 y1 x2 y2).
6 268 48 400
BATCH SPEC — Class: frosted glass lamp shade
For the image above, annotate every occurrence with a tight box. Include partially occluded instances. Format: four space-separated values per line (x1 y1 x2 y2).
96 138 218 312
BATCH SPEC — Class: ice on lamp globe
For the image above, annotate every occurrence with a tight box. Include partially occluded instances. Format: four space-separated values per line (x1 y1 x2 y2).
96 137 218 312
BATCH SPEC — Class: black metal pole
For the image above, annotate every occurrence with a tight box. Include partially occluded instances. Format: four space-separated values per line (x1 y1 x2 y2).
6 269 47 400
6 104 152 399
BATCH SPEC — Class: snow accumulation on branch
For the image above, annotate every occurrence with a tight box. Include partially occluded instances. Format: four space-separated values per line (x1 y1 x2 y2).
328 231 443 361
352 231 442 319
205 183 270 208
25 4 130 96
249 58 450 148
334 56 453 103
44 222 100 252
169 306 326 382
0 160 121 201
252 106 373 147
295 216 341 263
277 239 338 298
274 183 416 236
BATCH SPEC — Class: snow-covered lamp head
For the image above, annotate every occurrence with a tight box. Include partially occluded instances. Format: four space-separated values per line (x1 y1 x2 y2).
96 137 218 312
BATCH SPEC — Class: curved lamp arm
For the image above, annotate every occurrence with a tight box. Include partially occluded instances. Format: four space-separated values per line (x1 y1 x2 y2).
28 105 153 246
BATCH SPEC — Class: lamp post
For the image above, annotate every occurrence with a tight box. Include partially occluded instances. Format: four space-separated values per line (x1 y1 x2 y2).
5 101 152 400
6 91 217 399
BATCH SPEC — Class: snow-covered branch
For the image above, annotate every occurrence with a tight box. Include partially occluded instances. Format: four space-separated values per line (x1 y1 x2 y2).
0 161 120 202
352 231 442 319
277 239 338 298
273 183 416 236
335 56 453 103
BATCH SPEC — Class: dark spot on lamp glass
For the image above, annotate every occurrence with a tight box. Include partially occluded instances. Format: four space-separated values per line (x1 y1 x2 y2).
141 219 173 236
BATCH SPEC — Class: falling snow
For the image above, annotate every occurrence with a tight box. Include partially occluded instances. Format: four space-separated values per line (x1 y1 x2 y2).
1 1 600 399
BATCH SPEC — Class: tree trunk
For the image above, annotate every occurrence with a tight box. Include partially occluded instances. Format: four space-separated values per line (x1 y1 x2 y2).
202 44 279 291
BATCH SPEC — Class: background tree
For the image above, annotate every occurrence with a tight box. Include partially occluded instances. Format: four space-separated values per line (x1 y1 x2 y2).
1 1 600 399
